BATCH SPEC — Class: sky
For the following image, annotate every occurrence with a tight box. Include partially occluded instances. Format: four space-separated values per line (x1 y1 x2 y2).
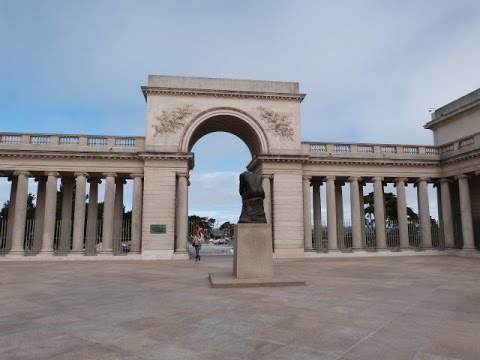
1 0 480 224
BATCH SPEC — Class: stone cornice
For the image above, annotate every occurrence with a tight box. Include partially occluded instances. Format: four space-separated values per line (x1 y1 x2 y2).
138 152 194 161
141 86 306 102
441 149 480 165
0 150 142 161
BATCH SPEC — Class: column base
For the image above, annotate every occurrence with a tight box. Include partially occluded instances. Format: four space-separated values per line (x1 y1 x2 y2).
172 252 189 260
5 251 24 257
68 252 86 258
99 251 114 256
36 252 55 258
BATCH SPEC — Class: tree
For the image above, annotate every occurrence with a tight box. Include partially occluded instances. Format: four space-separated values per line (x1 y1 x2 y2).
188 215 215 237
0 193 36 220
363 192 418 225
219 221 235 238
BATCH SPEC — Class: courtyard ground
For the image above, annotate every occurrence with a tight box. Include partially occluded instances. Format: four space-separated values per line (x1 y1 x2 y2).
0 255 479 360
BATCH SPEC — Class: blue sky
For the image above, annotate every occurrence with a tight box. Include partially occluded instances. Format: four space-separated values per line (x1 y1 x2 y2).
1 0 480 224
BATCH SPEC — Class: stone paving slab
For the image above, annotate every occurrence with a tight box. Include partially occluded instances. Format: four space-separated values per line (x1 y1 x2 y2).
0 255 479 359
209 271 306 288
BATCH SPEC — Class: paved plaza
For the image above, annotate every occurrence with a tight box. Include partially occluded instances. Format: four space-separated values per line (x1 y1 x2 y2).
1 255 479 360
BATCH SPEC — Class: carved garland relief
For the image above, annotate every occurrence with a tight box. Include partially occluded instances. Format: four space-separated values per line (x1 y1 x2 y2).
151 105 294 142
256 106 294 141
152 105 194 136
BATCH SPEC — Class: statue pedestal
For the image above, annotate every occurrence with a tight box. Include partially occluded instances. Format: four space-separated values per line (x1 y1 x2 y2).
209 223 306 288
233 223 273 279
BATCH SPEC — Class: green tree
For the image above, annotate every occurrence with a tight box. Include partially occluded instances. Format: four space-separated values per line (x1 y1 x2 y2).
0 193 36 220
364 192 418 225
188 215 215 237
219 221 235 238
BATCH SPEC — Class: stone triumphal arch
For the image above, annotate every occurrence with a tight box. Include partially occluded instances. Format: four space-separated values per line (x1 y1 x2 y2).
0 75 479 260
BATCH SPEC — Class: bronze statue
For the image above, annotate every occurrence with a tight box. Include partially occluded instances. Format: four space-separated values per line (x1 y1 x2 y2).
238 171 267 223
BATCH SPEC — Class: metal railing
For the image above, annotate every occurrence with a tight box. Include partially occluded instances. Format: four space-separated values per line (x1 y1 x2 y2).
0 219 8 255
85 220 102 255
113 219 131 255
312 220 328 253
54 219 73 255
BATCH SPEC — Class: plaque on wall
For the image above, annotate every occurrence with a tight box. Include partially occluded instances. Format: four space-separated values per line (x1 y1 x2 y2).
150 224 167 234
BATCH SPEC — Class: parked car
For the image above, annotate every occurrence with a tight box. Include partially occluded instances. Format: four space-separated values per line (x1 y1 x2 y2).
212 238 229 245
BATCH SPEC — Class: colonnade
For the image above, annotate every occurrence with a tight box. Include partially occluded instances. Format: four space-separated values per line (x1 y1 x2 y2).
1 171 143 256
303 175 478 252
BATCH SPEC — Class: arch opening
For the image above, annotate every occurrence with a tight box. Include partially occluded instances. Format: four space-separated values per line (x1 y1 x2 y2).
181 109 269 156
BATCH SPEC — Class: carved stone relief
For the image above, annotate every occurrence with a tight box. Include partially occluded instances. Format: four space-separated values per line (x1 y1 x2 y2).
152 105 194 136
256 106 294 141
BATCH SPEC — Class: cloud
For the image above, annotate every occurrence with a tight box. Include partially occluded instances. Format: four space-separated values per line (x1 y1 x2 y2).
189 171 242 225
1 1 478 225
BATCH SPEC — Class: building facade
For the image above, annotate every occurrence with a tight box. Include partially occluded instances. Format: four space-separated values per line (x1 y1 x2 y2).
0 76 479 260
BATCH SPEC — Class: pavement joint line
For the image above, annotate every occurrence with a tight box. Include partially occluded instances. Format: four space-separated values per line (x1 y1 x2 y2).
334 284 443 360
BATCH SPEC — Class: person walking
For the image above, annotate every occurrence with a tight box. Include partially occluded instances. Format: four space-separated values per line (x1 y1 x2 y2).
193 226 203 261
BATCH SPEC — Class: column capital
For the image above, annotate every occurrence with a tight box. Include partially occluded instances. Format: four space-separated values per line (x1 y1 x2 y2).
348 176 362 182
103 172 118 178
415 177 430 183
88 178 102 184
74 172 89 178
394 177 408 184
13 170 31 177
302 175 312 181
130 173 144 179
454 174 470 180
262 174 273 180
44 171 60 177
439 178 452 184
177 172 189 179
372 176 384 182
324 175 336 181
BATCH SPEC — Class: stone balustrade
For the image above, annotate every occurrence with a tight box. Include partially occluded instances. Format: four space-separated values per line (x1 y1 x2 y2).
304 141 440 159
305 131 480 161
0 132 145 152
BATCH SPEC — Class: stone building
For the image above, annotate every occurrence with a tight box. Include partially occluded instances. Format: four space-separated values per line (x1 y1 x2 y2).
0 76 479 259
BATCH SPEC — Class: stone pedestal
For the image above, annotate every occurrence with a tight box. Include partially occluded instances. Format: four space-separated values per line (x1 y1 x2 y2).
209 223 306 288
233 223 273 279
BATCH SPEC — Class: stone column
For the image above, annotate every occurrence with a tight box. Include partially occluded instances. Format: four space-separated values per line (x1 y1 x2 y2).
175 173 189 254
6 176 18 249
395 178 409 250
312 180 322 246
456 175 475 250
326 176 337 251
86 178 100 248
335 182 344 244
303 176 313 251
373 176 386 250
33 177 47 251
10 171 30 254
113 178 125 253
72 172 88 253
359 182 366 246
130 174 143 254
102 173 117 254
40 172 59 254
60 177 73 248
262 175 272 224
417 177 432 249
349 176 362 250
439 178 455 248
